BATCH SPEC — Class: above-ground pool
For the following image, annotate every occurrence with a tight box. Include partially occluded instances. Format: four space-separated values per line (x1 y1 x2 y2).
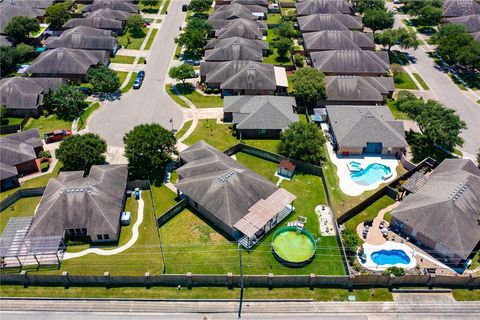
371 249 411 266
350 163 392 186
271 226 316 267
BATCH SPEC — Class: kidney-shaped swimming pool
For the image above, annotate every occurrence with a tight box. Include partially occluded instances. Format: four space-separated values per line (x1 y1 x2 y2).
371 249 411 265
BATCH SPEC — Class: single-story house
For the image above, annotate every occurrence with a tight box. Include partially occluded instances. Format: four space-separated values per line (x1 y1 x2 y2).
0 129 44 190
0 0 47 34
84 8 131 22
26 48 110 81
27 165 128 243
215 18 264 39
209 4 260 21
0 77 64 117
45 26 119 55
228 0 269 7
175 140 296 249
315 76 394 107
200 61 288 95
62 15 124 34
311 50 390 76
296 0 353 16
210 18 267 34
82 0 139 13
448 14 480 32
391 159 480 266
204 42 264 62
326 105 407 155
443 0 480 18
298 14 363 33
204 36 269 55
223 95 298 138
303 30 375 52
215 2 268 15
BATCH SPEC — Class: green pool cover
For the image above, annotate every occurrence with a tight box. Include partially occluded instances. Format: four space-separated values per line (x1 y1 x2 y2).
272 228 316 263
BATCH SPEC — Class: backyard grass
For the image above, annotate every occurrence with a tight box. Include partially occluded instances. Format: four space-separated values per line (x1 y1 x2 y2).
110 55 136 64
161 0 171 14
168 84 224 108
266 13 282 25
117 30 147 50
175 120 193 139
0 285 393 301
121 72 138 93
413 73 429 90
264 29 294 67
243 139 279 154
386 99 411 120
77 102 100 131
183 119 236 151
343 196 396 231
23 114 72 136
0 196 41 233
235 152 278 183
2 117 24 125
281 8 296 16
145 29 158 50
394 72 419 90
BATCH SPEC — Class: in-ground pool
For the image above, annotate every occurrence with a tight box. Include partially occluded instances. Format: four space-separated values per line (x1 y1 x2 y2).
271 226 316 267
371 249 411 266
350 163 392 186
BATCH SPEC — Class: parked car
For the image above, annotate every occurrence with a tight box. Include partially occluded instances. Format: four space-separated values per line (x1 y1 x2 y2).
144 19 151 26
182 4 188 12
133 78 142 89
184 59 200 66
78 86 92 95
390 8 397 14
137 70 145 81
44 130 72 144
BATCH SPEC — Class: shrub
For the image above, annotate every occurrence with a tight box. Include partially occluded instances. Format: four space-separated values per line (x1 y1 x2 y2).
38 150 52 159
40 162 50 172
294 54 305 67
383 266 405 276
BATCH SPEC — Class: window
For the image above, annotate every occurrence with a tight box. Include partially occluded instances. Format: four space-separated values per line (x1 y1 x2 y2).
194 201 198 209
75 228 82 236
103 234 110 240
258 129 266 134
69 229 75 235
81 228 87 236
97 235 103 240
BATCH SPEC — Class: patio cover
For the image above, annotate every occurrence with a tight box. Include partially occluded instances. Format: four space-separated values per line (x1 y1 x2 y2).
274 66 288 88
234 188 296 238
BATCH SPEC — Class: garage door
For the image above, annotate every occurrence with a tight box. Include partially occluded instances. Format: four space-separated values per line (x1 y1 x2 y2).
363 142 383 154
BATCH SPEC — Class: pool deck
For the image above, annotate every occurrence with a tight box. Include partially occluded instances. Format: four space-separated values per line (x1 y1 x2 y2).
356 202 399 245
324 140 399 196
359 241 417 271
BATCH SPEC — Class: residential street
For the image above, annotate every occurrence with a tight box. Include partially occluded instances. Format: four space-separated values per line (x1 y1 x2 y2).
88 1 188 147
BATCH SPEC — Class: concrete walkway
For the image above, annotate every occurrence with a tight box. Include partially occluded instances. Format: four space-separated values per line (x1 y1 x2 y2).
63 191 144 260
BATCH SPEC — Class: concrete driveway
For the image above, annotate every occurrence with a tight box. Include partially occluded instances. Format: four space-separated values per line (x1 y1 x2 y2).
88 1 188 147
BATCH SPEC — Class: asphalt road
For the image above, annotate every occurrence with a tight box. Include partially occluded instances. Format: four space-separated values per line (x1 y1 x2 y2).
88 1 187 147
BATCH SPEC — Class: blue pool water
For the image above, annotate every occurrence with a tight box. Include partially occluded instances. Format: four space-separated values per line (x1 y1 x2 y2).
350 163 391 186
349 161 362 170
371 249 411 265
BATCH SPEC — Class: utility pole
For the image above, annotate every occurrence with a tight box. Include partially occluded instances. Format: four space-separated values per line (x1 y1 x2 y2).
238 243 244 319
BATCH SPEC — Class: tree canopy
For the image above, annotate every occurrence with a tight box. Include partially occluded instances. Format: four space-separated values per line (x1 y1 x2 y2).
278 122 326 165
140 0 160 8
56 133 107 173
46 85 87 120
123 124 177 183
126 14 145 37
45 2 72 30
362 9 394 33
0 44 34 76
374 28 419 51
352 0 385 13
276 22 296 38
0 105 7 124
168 64 196 83
188 0 213 12
274 37 293 58
175 15 212 59
383 266 405 276
4 16 40 43
417 5 443 26
86 66 121 93
290 67 326 106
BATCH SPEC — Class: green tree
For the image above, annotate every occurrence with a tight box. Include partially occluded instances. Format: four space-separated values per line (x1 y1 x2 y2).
457 40 480 71
374 28 419 51
168 64 196 83
140 0 160 8
175 29 208 58
123 124 177 183
293 53 305 67
188 0 213 12
4 16 40 43
56 133 107 172
86 66 121 93
126 14 145 37
417 5 443 26
46 85 87 121
276 22 296 38
45 2 71 30
290 67 326 106
403 0 442 15
363 9 394 33
274 37 293 58
342 228 361 265
0 105 7 124
0 44 34 75
278 122 326 164
352 0 385 13
432 24 477 67
383 266 405 276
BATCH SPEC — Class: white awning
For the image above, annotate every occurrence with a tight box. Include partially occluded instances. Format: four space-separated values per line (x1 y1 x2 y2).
274 66 288 88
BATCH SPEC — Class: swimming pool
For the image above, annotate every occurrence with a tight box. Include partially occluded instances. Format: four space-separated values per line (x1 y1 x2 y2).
350 163 392 186
371 249 411 265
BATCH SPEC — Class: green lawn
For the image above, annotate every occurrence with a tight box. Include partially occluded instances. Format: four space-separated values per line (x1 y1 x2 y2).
23 114 72 136
401 19 415 33
115 71 128 85
117 30 147 50
394 72 419 90
145 29 158 50
121 72 138 93
343 196 396 231
139 1 160 13
2 117 24 125
110 55 136 64
281 8 296 17
266 13 282 25
236 152 279 183
413 73 429 90
168 84 224 108
161 0 171 14
77 102 100 131
165 84 189 108
386 99 411 120
264 29 294 67
0 197 40 233
0 285 393 301
452 289 480 301
243 139 279 154
176 120 193 139
183 119 236 151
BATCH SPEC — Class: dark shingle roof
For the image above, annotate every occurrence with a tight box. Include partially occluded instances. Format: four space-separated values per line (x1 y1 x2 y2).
83 0 138 13
205 36 268 50
215 3 267 13
0 129 42 177
392 159 480 260
45 26 117 51
311 50 390 75
84 8 131 22
225 96 298 130
0 1 44 33
472 31 480 40
175 141 278 229
209 4 259 21
63 15 123 31
210 18 266 32
204 42 263 61
231 0 268 7
26 48 109 77
324 76 394 103
298 14 363 32
296 0 353 16
303 30 374 51
27 165 128 239
448 14 480 32
0 35 13 47
443 0 480 17
215 19 263 39
0 77 63 110
326 105 407 149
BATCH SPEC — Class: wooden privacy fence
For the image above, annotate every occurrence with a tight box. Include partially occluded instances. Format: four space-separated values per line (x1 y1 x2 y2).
0 187 45 213
1 272 479 290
